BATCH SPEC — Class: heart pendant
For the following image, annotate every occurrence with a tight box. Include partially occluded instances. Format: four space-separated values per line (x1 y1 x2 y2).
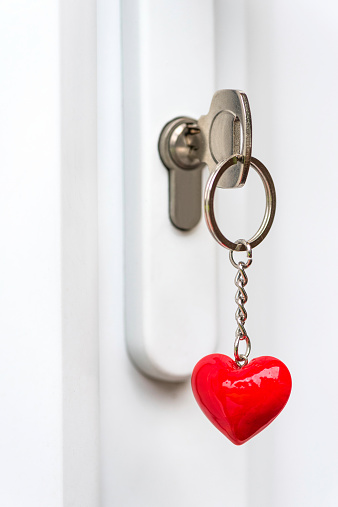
191 354 292 445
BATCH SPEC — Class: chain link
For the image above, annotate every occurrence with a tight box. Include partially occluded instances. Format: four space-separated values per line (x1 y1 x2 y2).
229 240 252 367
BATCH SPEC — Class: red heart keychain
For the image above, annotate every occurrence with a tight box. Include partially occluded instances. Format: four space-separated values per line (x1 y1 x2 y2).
193 156 292 444
192 354 292 445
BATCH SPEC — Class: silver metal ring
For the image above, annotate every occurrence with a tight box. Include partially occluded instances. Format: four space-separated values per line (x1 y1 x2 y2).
204 155 276 251
234 334 251 366
229 239 252 269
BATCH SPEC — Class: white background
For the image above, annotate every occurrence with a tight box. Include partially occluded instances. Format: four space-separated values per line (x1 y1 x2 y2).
0 1 337 506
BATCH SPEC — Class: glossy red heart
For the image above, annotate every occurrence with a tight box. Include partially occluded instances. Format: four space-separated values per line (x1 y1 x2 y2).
191 354 292 445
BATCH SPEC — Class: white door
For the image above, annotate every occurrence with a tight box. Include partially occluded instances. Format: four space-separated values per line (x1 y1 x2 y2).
1 1 337 506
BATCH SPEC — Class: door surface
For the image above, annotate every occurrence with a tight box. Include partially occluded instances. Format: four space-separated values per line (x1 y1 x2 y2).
1 1 338 506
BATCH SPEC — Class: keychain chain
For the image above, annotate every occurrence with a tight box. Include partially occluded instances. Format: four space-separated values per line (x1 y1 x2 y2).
229 240 252 367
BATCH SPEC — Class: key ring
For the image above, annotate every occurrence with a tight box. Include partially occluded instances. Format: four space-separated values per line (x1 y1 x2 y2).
204 155 276 251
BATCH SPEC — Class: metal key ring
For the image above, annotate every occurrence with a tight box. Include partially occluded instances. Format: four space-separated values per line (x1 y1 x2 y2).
204 155 276 251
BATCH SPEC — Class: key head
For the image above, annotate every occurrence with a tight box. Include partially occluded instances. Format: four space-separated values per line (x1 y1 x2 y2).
198 90 252 188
